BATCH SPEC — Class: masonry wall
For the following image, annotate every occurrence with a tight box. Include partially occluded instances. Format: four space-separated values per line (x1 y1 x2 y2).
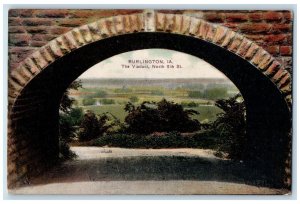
8 9 293 74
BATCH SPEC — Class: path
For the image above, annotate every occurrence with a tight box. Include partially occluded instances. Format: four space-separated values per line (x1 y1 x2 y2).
10 147 289 195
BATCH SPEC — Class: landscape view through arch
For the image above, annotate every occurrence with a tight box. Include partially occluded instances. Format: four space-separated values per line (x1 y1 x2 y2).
12 49 289 194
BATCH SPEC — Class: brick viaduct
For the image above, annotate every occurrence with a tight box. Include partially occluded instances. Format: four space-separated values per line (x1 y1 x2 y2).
7 9 293 188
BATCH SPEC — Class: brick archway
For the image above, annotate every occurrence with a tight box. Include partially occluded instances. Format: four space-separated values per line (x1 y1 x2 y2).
8 11 292 188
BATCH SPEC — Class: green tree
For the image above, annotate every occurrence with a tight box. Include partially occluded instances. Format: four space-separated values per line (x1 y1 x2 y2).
124 99 201 134
59 80 82 160
78 110 100 141
212 94 246 160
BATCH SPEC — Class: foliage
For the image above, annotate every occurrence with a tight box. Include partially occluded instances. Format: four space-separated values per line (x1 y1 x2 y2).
124 98 201 134
129 96 139 103
100 98 115 105
78 111 124 141
188 88 228 100
92 90 107 98
82 98 96 106
60 80 82 113
92 131 217 149
181 101 199 108
58 80 82 160
212 94 246 160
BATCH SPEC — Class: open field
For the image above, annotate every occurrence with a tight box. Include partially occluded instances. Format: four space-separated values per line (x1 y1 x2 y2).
70 78 238 123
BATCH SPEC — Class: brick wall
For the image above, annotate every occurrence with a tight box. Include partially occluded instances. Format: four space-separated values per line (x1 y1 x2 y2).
8 9 293 73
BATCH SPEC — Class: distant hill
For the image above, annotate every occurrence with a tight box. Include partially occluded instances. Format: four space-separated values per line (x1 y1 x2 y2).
79 78 235 89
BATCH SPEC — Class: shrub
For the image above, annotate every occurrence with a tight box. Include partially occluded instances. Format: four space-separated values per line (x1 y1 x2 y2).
78 110 100 141
100 98 115 104
82 98 96 106
124 99 201 134
92 90 107 98
92 131 218 149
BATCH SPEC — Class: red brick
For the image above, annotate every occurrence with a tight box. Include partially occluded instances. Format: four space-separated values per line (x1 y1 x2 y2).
9 34 31 46
282 11 293 22
264 34 287 44
203 12 224 23
35 10 70 18
248 12 263 22
225 13 248 22
9 26 26 34
280 46 292 56
25 27 49 34
264 45 279 56
50 27 71 35
9 18 23 26
69 9 142 18
221 23 239 31
263 11 283 22
272 24 292 33
57 19 87 27
9 9 34 17
239 23 271 34
22 19 53 26
32 34 57 41
30 41 47 47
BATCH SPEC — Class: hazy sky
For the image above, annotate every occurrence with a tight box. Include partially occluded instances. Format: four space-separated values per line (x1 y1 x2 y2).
79 49 227 79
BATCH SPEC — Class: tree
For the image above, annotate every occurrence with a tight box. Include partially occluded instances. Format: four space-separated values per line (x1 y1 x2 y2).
78 110 100 141
58 80 82 160
212 94 246 160
124 99 201 134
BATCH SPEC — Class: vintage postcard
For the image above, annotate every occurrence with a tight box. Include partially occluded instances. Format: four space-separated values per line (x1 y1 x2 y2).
7 9 293 195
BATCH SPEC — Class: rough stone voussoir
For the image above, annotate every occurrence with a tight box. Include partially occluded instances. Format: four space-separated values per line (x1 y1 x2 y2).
205 23 217 42
264 61 282 77
10 70 27 86
129 14 140 32
181 15 191 35
189 17 201 36
213 26 228 44
123 15 132 33
251 48 268 66
228 33 244 52
78 25 93 43
156 13 166 31
173 14 183 33
48 40 64 58
114 16 125 34
23 57 40 75
236 38 253 57
31 51 49 70
221 30 236 48
104 17 117 36
87 22 102 41
71 28 86 47
165 14 175 32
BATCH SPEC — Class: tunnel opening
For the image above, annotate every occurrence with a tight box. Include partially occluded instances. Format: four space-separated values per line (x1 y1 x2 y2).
8 32 291 190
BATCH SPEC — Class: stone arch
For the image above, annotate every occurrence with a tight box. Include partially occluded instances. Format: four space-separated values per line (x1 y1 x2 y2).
7 11 292 188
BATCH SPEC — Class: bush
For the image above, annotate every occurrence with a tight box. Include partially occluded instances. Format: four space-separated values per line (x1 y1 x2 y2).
92 131 218 149
100 98 115 104
78 110 100 141
92 90 107 98
181 101 199 108
124 99 201 134
82 98 96 106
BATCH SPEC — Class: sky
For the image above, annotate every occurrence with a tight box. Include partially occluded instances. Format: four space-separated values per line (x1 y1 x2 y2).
79 49 227 79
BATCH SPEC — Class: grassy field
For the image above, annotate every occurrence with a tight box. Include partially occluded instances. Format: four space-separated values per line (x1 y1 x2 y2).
70 80 238 123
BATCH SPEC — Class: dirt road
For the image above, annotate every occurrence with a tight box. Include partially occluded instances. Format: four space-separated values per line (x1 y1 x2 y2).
9 147 289 195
